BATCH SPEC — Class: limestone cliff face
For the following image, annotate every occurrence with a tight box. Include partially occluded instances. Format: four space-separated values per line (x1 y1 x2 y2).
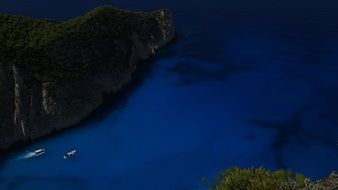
0 6 175 149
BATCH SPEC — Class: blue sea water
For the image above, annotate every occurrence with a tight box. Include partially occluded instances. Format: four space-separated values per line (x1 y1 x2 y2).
1 0 338 189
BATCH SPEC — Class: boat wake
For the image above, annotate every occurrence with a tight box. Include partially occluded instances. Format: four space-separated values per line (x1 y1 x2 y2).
16 149 45 160
16 152 36 160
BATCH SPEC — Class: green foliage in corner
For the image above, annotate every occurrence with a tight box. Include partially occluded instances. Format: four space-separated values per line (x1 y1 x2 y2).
208 167 306 190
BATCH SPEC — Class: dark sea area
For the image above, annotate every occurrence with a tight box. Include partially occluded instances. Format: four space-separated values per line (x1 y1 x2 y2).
1 0 338 189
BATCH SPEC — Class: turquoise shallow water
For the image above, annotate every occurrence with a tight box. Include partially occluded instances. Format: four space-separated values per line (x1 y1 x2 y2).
1 0 338 189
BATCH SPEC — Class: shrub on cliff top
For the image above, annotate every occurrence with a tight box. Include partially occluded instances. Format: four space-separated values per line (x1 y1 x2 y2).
208 167 306 190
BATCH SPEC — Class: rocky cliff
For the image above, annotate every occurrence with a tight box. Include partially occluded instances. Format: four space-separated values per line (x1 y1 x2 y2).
0 6 175 149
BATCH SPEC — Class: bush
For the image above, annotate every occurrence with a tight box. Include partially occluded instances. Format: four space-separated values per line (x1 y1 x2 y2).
208 167 306 190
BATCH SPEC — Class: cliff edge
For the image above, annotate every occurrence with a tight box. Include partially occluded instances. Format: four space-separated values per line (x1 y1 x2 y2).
0 6 175 149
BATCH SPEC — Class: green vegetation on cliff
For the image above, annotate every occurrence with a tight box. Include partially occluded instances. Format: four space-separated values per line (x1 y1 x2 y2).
207 167 338 190
0 6 171 49
0 6 172 93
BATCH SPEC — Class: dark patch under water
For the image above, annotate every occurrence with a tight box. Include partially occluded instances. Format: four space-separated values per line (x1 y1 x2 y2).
1 0 338 189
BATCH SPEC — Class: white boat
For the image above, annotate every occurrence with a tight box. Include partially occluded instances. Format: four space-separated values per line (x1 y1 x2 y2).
64 150 77 159
34 149 45 156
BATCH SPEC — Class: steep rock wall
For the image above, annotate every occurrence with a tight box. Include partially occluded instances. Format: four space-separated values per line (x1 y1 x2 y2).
0 7 175 149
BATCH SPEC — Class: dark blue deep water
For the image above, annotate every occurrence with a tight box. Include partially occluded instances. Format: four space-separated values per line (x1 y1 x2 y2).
1 0 338 189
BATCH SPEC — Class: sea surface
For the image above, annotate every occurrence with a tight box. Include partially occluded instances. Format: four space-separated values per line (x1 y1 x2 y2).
1 0 338 189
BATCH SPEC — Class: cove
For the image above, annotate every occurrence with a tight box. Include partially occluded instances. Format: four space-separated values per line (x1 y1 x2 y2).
1 0 338 189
